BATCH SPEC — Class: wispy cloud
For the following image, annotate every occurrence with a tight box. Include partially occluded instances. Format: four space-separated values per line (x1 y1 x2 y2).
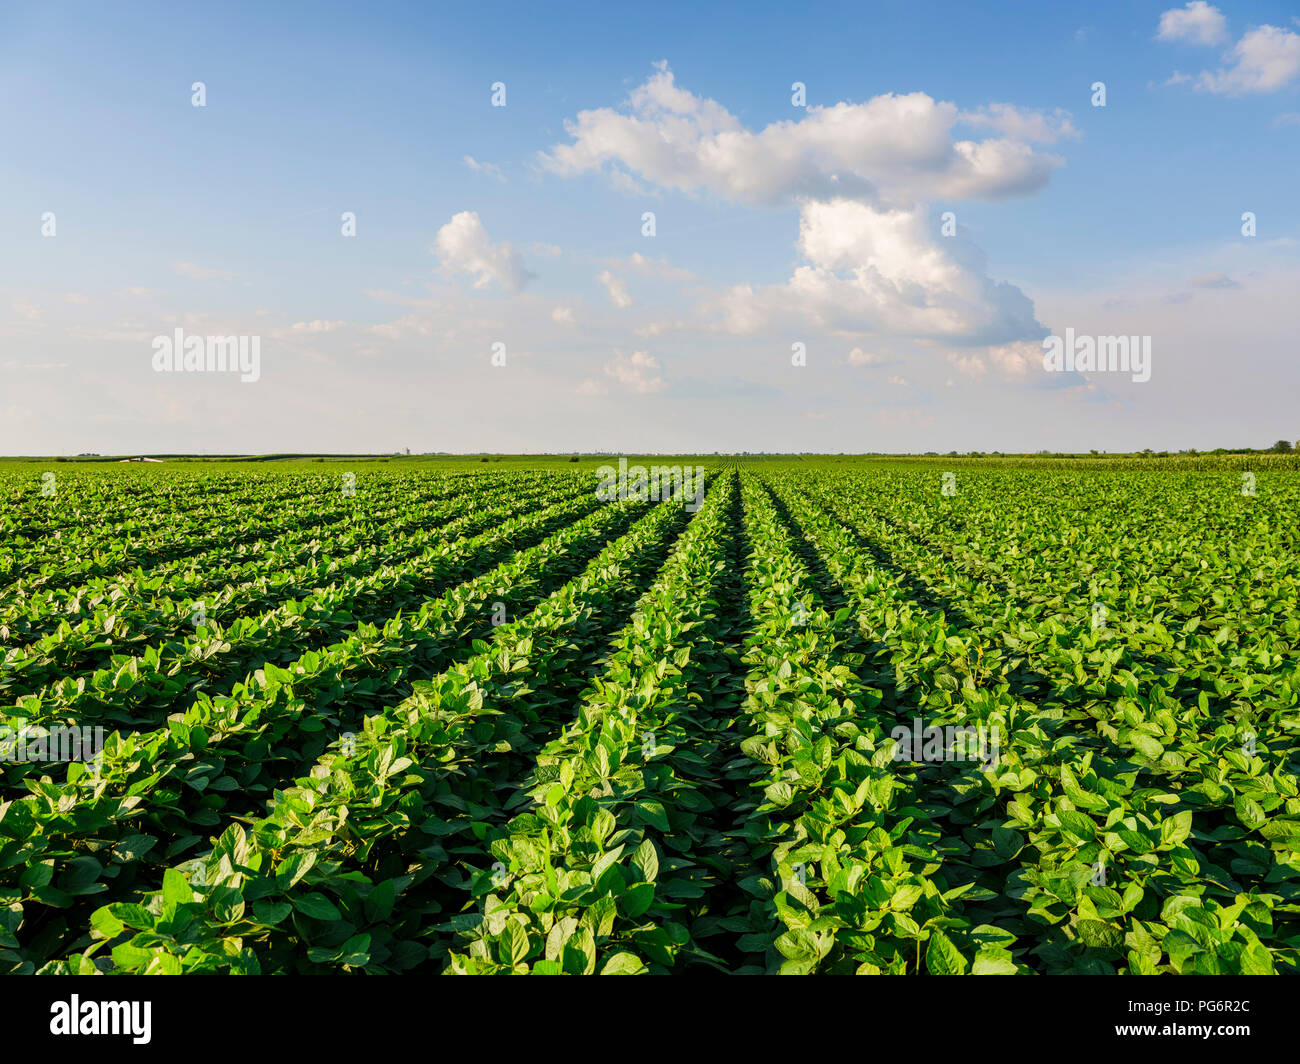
578 349 665 395
603 252 696 281
846 347 892 367
289 319 350 332
596 269 632 308
2 360 66 371
172 261 234 280
1190 271 1241 288
958 103 1080 143
463 155 506 182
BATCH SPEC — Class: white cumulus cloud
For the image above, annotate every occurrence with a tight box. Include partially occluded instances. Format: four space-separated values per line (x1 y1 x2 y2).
541 62 1063 209
702 199 1041 343
1197 25 1300 94
1159 7 1300 95
1157 2 1229 46
433 211 534 293
986 340 1043 379
947 340 1045 382
545 65 1051 345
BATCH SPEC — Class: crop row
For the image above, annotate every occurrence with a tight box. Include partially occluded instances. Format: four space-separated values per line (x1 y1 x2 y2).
31 479 711 972
1 476 582 702
1 469 557 599
776 475 1297 973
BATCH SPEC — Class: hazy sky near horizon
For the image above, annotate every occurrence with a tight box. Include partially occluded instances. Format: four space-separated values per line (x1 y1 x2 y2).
2 0 1298 455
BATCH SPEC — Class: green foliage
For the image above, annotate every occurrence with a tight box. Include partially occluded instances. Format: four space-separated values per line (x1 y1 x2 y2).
1 462 1297 975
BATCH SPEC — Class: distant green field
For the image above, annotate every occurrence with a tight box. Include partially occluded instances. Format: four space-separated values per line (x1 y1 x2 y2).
2 460 1297 974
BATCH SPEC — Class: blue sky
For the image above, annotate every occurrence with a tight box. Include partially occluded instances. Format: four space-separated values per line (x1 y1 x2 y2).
2 0 1298 453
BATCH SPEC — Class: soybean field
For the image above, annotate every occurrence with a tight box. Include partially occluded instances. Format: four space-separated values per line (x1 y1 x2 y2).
2 460 1298 975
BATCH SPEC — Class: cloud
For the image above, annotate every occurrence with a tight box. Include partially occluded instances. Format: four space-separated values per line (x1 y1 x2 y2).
1275 112 1300 126
368 313 434 340
121 287 158 297
985 339 1044 378
1191 271 1241 288
463 155 506 181
578 349 666 395
433 211 534 293
958 104 1080 143
541 62 1063 209
944 343 1048 383
701 198 1042 343
948 352 988 378
2 360 66 371
596 269 633 307
545 65 1049 346
290 320 350 332
606 349 665 392
604 252 696 281
1197 25 1300 94
634 319 687 337
1157 2 1229 46
12 299 42 321
1160 12 1300 95
173 261 234 280
552 305 576 325
887 375 910 386
847 347 889 366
